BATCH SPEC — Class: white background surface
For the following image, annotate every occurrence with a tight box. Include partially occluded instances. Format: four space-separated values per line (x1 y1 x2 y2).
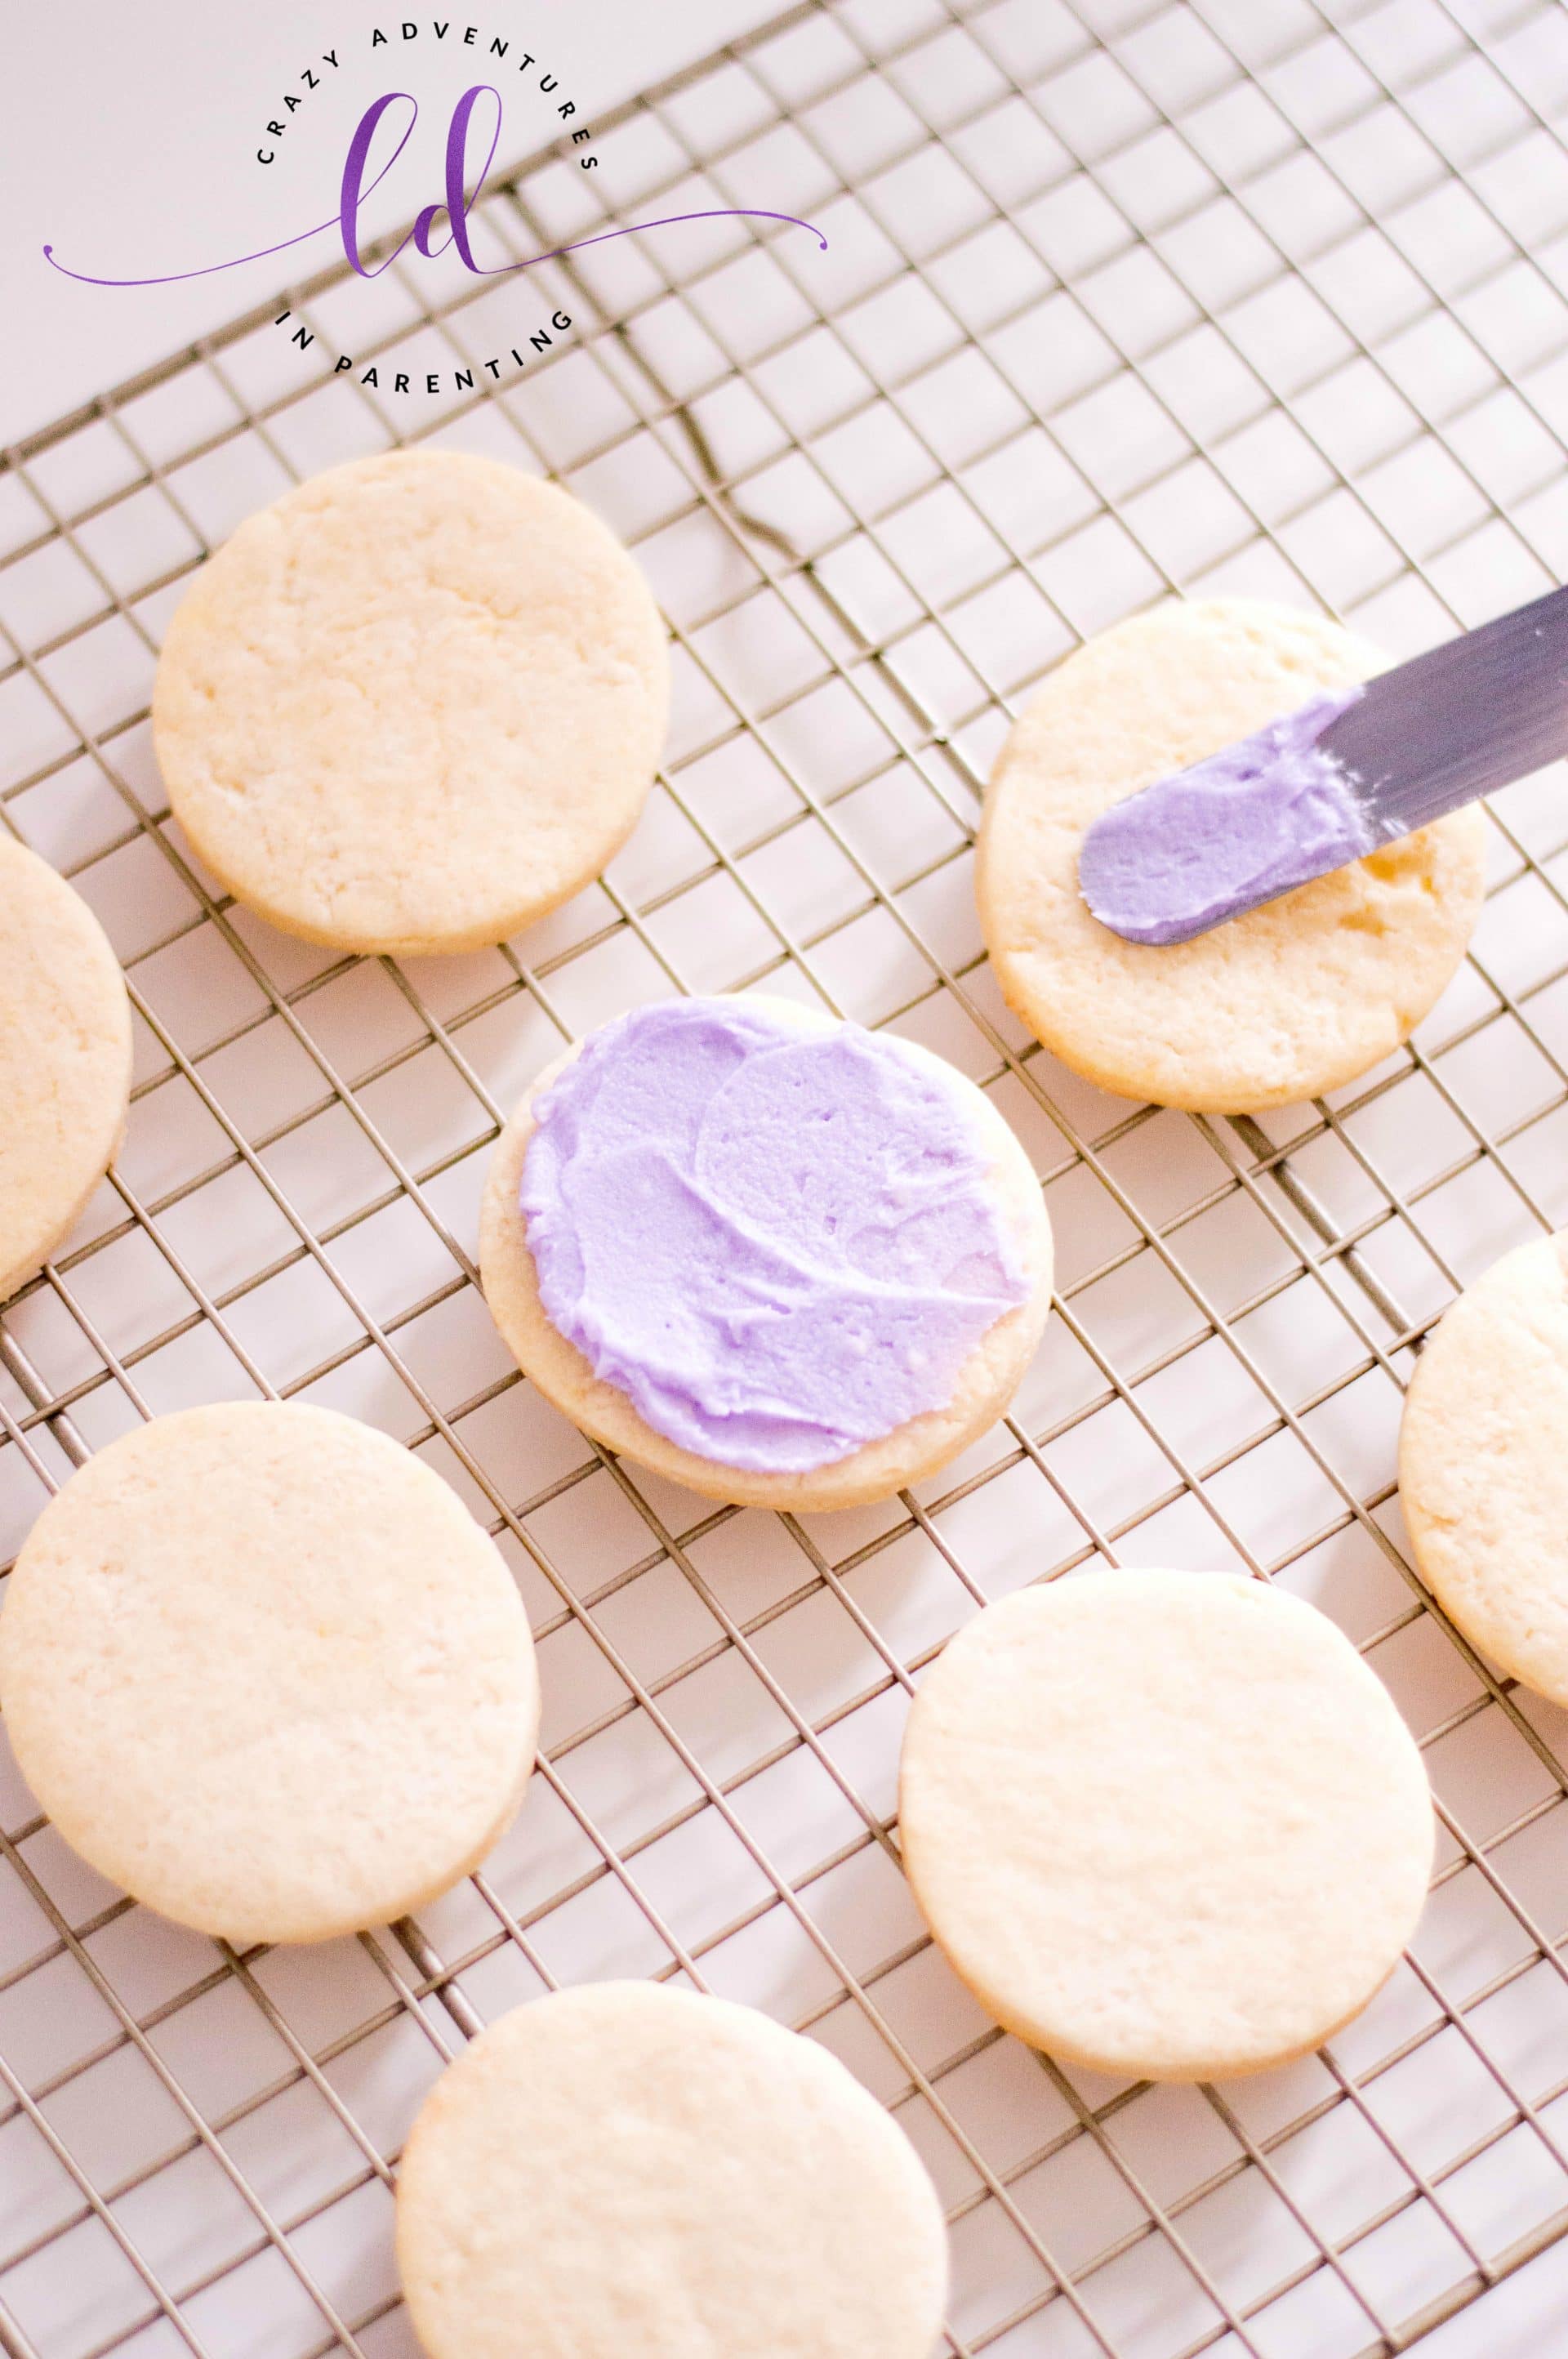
5 2 1568 2357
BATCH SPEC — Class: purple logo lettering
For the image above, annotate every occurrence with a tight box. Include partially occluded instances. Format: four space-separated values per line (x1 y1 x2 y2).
42 85 826 290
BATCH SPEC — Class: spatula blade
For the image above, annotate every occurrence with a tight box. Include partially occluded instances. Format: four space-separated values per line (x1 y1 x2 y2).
1321 580 1568 837
1079 586 1568 946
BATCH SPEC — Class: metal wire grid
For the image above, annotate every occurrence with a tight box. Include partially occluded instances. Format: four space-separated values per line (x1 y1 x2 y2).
2 0 1568 2354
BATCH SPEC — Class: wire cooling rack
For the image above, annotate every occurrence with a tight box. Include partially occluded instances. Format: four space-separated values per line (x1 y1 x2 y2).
5 1 1568 2354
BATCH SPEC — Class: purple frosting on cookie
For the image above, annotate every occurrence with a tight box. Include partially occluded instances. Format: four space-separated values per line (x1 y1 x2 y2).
519 999 1031 1474
1077 685 1370 945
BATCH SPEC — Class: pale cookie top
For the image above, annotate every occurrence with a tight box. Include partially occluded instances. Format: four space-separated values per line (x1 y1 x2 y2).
0 1402 538 1946
977 600 1486 1113
478 996 1054 1512
0 837 133 1305
1400 1230 1568 1705
394 1981 949 2359
899 1570 1433 2081
153 449 669 955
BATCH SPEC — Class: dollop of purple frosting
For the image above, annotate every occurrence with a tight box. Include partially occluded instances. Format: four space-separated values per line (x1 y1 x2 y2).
519 999 1031 1474
1078 685 1370 945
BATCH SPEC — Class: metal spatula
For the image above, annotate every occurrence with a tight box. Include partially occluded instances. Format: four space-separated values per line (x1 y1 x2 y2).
1079 584 1568 945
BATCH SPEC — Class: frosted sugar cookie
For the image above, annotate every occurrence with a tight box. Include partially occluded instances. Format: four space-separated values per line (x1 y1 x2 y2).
0 1402 538 1945
395 1982 949 2359
479 995 1054 1510
0 837 133 1304
153 449 669 955
977 600 1486 1113
1400 1231 1568 1704
899 1570 1432 2080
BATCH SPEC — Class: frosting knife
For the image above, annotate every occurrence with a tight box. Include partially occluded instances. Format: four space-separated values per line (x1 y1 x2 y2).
1078 583 1568 946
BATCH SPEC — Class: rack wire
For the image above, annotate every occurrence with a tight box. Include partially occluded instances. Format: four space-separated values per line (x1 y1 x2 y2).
3 0 1568 2352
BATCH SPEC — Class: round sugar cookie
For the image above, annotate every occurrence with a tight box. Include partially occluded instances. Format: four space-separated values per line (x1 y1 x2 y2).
153 449 669 955
0 838 133 1306
478 996 1054 1512
898 1570 1433 2080
1400 1230 1568 1704
0 1402 538 1945
394 1981 949 2359
976 600 1486 1113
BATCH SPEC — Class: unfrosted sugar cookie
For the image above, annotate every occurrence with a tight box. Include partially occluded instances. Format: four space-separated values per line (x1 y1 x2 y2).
977 600 1486 1113
394 1982 949 2359
0 837 133 1304
153 449 669 955
478 996 1054 1510
899 1571 1433 2080
0 1402 538 1945
1400 1231 1568 1704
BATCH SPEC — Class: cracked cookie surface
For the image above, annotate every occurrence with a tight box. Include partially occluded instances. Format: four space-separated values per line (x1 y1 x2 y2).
1401 1230 1568 1705
900 1569 1434 2080
154 449 668 955
0 1402 539 1944
395 1982 949 2359
0 836 132 1304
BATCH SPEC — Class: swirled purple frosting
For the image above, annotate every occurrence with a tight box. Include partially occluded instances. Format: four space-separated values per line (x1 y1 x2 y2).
1078 685 1370 945
519 999 1031 1474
